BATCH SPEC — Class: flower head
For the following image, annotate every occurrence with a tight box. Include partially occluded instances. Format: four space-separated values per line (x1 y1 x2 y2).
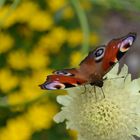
54 64 140 140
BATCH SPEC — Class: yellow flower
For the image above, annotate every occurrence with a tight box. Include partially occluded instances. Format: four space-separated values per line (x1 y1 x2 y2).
0 6 17 28
70 51 83 67
26 103 58 131
20 77 42 101
49 27 68 44
7 50 28 70
68 130 78 140
47 0 67 12
28 11 53 31
54 64 140 140
90 32 100 45
62 7 74 19
0 69 18 93
67 29 83 47
28 49 50 70
0 117 32 140
38 27 67 53
0 32 14 53
81 1 93 10
8 91 26 106
16 1 39 23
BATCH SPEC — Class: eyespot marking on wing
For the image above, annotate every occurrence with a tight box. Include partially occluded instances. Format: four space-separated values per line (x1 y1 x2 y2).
119 36 133 52
53 70 74 76
44 81 65 90
94 47 105 62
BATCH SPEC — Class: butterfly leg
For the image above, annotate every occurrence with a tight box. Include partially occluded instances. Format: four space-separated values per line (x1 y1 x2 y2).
81 85 87 94
101 87 105 98
94 86 98 101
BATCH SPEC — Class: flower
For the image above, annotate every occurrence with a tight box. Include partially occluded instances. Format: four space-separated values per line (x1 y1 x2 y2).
47 0 67 12
28 49 50 70
54 64 140 140
62 7 74 20
0 6 17 28
70 51 84 67
0 33 14 53
25 103 58 131
0 68 19 93
28 11 53 31
67 29 83 47
7 50 28 70
0 116 32 140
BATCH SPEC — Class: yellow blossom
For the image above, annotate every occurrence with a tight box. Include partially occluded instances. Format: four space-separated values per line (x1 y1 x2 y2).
49 27 68 44
8 91 26 106
67 29 83 47
81 1 93 10
90 32 100 45
37 27 67 53
16 1 39 23
28 49 50 70
28 11 53 31
68 130 78 140
0 6 17 28
0 69 18 93
7 50 28 70
47 0 67 12
62 7 74 19
20 76 43 101
70 51 83 67
0 117 32 140
26 103 58 131
0 33 14 53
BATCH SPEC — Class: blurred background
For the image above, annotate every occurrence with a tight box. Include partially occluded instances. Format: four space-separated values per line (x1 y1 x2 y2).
0 0 140 140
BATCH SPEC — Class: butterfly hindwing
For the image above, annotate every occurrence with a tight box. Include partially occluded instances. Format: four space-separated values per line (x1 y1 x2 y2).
39 74 87 90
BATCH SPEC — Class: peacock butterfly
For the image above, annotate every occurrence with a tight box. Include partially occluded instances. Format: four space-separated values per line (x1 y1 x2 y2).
39 32 137 90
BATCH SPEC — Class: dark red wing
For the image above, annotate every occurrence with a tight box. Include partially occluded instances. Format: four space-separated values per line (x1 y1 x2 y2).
102 32 136 75
39 75 87 90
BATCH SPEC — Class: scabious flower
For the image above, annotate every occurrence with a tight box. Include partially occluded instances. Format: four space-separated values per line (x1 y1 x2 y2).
54 64 140 140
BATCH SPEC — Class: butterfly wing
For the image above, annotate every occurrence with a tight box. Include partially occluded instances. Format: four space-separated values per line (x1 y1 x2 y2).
102 32 136 75
76 32 136 87
39 74 87 90
40 32 137 90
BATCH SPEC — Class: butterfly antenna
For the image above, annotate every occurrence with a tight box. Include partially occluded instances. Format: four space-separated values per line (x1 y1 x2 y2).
103 76 125 81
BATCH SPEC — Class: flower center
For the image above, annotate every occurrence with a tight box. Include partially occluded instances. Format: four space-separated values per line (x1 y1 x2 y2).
78 98 129 139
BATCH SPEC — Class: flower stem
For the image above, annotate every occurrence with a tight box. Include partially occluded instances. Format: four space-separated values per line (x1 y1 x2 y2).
70 0 90 54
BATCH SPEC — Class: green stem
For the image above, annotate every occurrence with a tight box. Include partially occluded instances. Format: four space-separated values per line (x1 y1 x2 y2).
0 0 6 8
70 0 90 54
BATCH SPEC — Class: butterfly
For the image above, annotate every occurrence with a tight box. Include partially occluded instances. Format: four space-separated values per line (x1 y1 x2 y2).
39 32 137 90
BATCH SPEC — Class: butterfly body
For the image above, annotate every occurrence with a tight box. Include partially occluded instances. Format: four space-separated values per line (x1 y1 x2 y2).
39 33 136 90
